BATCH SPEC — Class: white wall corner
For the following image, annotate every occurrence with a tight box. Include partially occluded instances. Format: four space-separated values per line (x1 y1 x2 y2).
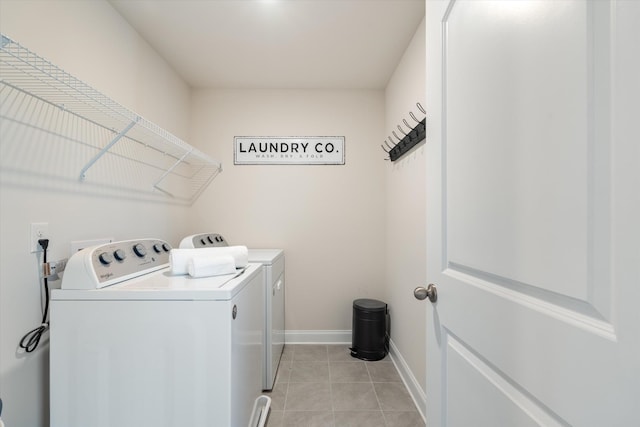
389 339 427 423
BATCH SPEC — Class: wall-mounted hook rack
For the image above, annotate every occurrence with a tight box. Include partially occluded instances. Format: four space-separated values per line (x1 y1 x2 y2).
382 102 426 162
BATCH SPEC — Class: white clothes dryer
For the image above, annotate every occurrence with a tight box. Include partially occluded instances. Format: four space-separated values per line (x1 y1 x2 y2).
50 239 268 427
179 233 285 390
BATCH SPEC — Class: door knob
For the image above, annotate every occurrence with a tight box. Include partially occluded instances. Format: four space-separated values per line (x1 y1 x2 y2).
414 284 437 303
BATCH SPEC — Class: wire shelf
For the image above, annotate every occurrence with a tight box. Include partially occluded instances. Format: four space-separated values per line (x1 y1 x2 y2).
0 34 222 204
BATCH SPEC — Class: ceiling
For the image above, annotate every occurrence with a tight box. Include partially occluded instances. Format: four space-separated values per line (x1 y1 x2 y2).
109 0 425 90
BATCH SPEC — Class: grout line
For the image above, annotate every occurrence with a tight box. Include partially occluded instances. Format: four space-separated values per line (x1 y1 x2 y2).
327 347 342 425
281 344 293 413
364 360 374 383
367 362 387 424
323 345 337 425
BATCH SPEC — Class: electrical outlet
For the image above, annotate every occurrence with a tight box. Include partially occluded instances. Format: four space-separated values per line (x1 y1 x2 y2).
30 222 49 253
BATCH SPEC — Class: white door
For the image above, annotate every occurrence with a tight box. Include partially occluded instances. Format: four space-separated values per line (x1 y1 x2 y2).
424 1 640 426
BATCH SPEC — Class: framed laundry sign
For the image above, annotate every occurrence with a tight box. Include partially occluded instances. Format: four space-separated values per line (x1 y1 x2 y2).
234 136 345 165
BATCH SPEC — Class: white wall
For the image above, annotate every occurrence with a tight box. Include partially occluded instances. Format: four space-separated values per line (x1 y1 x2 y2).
0 2 426 424
384 18 427 393
0 1 193 426
189 89 387 332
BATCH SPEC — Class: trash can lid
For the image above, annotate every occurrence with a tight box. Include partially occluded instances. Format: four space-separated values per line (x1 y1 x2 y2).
353 298 386 311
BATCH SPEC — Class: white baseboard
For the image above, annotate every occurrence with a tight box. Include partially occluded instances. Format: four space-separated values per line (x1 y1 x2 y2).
284 329 351 344
283 330 426 422
389 339 427 423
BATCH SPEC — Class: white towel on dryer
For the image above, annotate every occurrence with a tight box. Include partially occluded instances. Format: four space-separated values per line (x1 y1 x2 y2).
187 255 236 278
169 246 249 275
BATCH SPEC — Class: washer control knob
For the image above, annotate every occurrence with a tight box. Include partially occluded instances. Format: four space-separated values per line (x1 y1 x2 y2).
207 235 215 244
162 243 171 252
113 249 126 261
200 238 207 246
133 243 147 257
98 252 113 265
153 243 162 253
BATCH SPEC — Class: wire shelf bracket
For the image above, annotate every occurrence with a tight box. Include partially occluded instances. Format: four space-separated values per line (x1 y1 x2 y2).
0 33 222 204
79 117 139 181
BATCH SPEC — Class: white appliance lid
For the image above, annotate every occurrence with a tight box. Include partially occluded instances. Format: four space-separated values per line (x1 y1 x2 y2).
247 249 284 264
52 263 262 301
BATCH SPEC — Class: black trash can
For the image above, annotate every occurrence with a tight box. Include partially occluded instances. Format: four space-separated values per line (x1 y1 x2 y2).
350 298 389 361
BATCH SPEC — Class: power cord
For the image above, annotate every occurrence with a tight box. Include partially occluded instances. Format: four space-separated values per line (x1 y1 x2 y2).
19 238 50 353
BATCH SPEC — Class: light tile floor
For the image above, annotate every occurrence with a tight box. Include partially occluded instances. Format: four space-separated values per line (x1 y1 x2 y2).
264 344 425 427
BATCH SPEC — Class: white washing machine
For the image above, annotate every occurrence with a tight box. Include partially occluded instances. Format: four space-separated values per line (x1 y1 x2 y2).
50 238 269 427
179 233 285 391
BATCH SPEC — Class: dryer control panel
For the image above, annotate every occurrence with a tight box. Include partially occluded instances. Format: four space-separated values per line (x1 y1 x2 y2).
62 239 171 289
179 233 228 248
